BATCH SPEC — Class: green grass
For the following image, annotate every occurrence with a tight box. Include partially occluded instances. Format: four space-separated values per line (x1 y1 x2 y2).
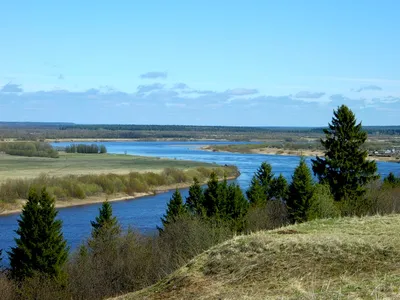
0 152 212 182
115 215 400 299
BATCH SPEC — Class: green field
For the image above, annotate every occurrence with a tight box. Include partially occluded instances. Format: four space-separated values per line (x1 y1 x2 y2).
0 152 211 182
117 215 400 300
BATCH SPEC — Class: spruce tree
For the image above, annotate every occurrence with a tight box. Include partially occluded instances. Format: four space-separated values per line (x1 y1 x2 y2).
225 183 249 232
384 172 400 187
90 201 121 240
246 177 266 206
161 189 187 228
287 157 314 223
312 105 378 201
246 162 274 205
9 188 68 282
185 177 205 216
203 172 220 217
269 174 289 202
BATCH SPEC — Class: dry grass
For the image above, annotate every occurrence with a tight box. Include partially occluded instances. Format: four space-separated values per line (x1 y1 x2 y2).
115 215 400 299
0 152 211 182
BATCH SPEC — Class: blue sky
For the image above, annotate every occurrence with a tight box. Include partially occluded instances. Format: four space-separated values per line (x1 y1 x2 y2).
1 0 400 126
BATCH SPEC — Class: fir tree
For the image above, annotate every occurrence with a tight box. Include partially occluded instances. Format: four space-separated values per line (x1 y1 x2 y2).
269 174 289 202
203 172 220 217
246 162 274 205
384 172 400 187
161 189 187 228
246 177 265 206
91 201 120 238
312 105 378 201
9 188 69 282
185 177 205 216
287 157 314 223
225 183 249 232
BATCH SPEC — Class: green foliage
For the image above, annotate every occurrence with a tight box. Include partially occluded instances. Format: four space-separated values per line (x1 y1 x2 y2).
160 189 187 228
383 172 400 187
203 172 221 217
269 174 288 201
64 143 107 154
8 187 69 282
246 177 265 206
306 184 340 220
185 177 205 216
91 201 120 239
312 105 379 202
246 162 274 206
224 183 249 232
0 142 59 158
287 157 314 223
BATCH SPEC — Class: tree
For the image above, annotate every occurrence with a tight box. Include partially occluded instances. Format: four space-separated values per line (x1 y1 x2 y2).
287 157 314 223
383 172 400 187
269 174 289 202
9 188 68 282
203 172 220 217
225 184 249 232
99 145 107 154
312 105 378 201
246 162 274 205
246 177 266 206
185 177 205 216
161 189 187 228
307 184 340 221
90 201 120 239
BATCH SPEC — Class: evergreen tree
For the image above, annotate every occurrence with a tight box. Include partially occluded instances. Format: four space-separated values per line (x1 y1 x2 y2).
203 172 220 217
90 201 120 239
269 174 289 202
255 162 274 197
185 177 205 216
9 188 69 282
246 177 265 206
225 184 249 232
246 162 274 205
383 172 400 187
312 105 378 201
161 189 187 228
287 157 314 223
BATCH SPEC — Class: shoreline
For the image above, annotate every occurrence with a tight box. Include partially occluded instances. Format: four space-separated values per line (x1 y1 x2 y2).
0 176 238 216
201 146 400 163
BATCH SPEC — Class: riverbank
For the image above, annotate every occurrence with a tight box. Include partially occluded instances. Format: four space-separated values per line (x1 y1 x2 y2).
201 145 400 163
0 175 239 216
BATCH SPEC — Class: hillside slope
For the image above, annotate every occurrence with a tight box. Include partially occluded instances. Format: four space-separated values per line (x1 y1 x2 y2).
114 215 400 300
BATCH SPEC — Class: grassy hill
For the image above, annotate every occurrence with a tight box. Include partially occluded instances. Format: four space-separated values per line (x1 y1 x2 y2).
114 215 400 300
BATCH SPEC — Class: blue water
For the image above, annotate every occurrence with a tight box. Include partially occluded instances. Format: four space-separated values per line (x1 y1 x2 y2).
1 140 400 264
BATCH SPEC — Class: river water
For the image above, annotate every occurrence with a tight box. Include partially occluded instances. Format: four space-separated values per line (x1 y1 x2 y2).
1 141 400 263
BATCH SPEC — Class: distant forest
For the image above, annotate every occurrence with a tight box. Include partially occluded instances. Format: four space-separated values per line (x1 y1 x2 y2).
0 122 399 141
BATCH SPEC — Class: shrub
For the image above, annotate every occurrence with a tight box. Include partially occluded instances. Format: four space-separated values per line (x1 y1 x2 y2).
306 184 340 220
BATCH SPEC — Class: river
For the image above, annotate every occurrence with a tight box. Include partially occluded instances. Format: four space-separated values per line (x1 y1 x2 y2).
1 140 400 264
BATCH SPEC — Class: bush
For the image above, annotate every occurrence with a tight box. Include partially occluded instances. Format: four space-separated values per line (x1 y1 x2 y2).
245 201 289 232
306 184 340 220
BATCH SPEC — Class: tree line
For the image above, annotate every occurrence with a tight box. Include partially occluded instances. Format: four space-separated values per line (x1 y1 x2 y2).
0 142 59 158
64 144 107 154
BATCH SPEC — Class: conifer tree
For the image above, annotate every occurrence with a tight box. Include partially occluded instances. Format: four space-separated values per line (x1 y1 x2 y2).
204 172 220 217
246 162 274 205
246 177 266 206
9 188 68 282
185 177 205 216
384 172 400 187
312 105 378 201
225 183 249 232
161 189 187 228
269 174 289 202
287 157 314 223
90 201 121 239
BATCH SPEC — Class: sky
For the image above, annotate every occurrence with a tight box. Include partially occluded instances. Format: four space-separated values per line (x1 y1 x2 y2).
1 0 400 126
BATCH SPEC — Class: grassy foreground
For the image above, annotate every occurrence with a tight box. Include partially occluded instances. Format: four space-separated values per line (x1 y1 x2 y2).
0 152 212 182
115 215 400 299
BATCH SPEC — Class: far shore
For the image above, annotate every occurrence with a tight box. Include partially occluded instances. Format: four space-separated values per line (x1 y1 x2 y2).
0 176 237 216
201 146 400 163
